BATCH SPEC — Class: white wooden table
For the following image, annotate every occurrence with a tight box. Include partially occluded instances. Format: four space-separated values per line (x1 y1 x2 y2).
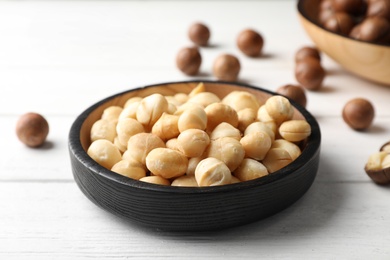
1 1 390 259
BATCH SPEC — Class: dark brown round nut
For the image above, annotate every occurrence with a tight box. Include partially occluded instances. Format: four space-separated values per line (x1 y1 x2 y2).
236 29 264 57
342 98 375 130
295 46 321 63
323 12 355 35
331 0 367 15
276 84 307 108
366 0 390 21
188 23 210 46
16 112 49 147
295 58 326 91
213 54 241 81
176 47 202 76
350 16 390 43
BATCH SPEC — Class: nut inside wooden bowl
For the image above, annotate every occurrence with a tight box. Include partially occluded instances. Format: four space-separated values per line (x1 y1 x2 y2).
68 80 321 231
297 0 390 86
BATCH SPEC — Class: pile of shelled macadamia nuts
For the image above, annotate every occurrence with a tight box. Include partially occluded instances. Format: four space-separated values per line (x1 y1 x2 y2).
87 83 311 187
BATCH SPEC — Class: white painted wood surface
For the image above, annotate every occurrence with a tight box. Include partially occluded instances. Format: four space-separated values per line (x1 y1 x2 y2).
1 1 389 259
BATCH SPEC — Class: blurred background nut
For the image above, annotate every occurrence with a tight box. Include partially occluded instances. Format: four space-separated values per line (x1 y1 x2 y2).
176 46 202 76
276 84 307 108
342 98 375 130
295 57 326 91
364 151 390 185
213 54 241 81
188 22 210 46
323 12 355 35
380 141 390 153
349 16 390 43
236 28 264 57
295 46 321 63
16 112 49 148
195 157 232 186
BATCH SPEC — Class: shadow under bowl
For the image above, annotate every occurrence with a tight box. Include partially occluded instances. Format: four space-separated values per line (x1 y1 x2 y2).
297 0 390 86
68 80 321 231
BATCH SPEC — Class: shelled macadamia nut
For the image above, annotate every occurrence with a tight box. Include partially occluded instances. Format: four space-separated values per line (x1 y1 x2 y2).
116 118 145 147
90 119 117 143
206 137 245 171
146 148 188 179
272 139 301 161
151 113 180 141
265 95 294 125
166 138 181 152
140 176 171 186
171 175 199 187
87 139 122 170
262 148 293 173
233 158 268 181
119 102 140 120
178 106 207 132
380 141 390 153
186 156 204 176
237 108 257 133
365 151 390 184
101 106 123 122
222 91 261 112
209 122 241 141
111 160 146 180
244 121 276 142
16 112 49 148
177 129 210 158
279 120 311 142
126 133 165 165
187 92 221 108
195 157 232 186
276 84 307 108
240 131 272 160
136 93 169 128
205 102 239 131
123 97 142 108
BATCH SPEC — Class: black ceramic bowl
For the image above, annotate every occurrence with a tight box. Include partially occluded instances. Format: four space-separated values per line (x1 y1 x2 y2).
68 81 321 231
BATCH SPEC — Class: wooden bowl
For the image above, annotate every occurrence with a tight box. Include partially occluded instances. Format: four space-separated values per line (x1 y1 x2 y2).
68 81 321 231
297 0 390 86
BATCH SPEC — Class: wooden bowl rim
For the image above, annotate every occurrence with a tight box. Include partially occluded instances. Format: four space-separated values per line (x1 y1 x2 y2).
297 0 390 48
68 80 321 194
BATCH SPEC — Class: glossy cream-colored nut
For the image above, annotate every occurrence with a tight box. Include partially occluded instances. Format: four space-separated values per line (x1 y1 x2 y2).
279 120 311 142
231 176 241 184
126 133 165 165
87 139 122 170
114 136 127 153
116 118 145 147
171 175 198 187
119 101 140 120
178 106 207 132
188 82 206 97
365 151 389 171
209 122 241 141
174 102 203 116
265 95 294 125
101 106 123 122
174 93 189 105
205 102 239 131
136 93 169 127
195 157 232 186
262 148 293 173
90 119 117 143
165 138 181 152
186 156 203 176
244 121 275 141
146 148 188 179
233 158 268 181
237 108 257 132
151 113 180 141
124 97 142 108
221 91 261 112
240 131 272 160
187 92 221 108
177 129 210 158
139 176 170 186
272 139 301 161
206 137 245 171
111 159 146 180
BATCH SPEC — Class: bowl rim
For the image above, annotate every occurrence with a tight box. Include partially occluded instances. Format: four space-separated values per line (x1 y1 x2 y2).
297 0 390 48
68 80 321 195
